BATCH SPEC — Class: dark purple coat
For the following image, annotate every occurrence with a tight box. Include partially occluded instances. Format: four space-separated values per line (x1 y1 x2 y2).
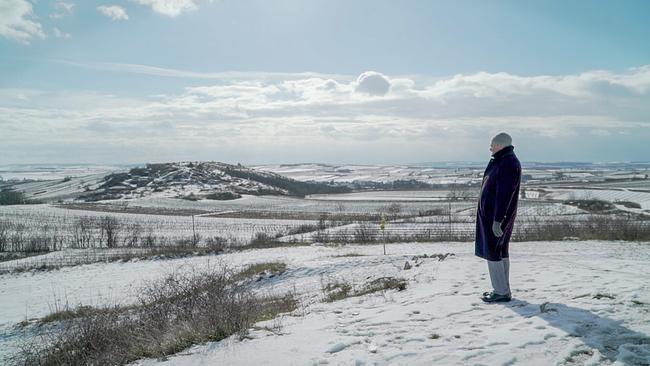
475 145 521 261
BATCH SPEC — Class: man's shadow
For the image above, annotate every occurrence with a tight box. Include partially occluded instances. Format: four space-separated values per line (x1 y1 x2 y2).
502 300 650 365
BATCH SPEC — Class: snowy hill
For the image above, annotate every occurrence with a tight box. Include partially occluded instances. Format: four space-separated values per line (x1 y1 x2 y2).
5 162 350 203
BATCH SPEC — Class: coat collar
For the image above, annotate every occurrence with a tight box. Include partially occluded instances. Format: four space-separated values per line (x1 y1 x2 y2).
491 145 515 161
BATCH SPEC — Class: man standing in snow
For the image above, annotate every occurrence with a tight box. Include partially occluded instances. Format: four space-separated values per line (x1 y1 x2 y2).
475 133 521 303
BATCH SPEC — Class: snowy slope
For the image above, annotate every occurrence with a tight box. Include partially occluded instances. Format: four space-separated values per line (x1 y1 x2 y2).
1 241 649 365
131 242 650 366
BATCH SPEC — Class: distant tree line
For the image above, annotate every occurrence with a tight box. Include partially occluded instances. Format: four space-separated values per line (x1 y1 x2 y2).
349 179 475 191
0 188 41 205
221 166 351 196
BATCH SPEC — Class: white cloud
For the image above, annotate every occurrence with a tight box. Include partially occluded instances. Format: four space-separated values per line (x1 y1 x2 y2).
97 5 129 21
132 0 197 17
355 71 391 96
50 1 75 19
423 67 650 100
52 27 71 39
0 0 45 44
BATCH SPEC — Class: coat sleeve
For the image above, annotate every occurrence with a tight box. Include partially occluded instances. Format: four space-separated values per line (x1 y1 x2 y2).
493 161 520 222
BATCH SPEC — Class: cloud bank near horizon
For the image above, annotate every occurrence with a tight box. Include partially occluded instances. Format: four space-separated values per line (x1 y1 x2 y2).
1 65 649 164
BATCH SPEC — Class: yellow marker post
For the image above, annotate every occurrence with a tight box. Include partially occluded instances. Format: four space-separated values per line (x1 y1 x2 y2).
380 214 387 255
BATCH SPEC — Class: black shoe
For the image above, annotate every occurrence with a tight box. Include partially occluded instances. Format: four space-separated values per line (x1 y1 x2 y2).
481 292 512 303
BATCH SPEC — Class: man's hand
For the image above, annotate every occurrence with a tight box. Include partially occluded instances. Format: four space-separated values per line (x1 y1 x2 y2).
492 221 503 237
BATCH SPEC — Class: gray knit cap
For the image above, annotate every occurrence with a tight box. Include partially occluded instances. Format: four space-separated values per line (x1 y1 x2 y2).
492 132 512 147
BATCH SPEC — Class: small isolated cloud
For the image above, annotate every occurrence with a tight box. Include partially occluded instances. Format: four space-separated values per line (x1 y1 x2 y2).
52 27 71 39
132 0 197 17
97 5 129 21
0 0 46 44
50 1 75 19
355 71 391 96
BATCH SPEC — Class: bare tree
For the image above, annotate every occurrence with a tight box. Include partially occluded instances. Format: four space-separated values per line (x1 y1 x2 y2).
382 203 402 220
353 221 377 243
123 223 143 247
99 216 121 248
10 223 26 251
0 220 9 251
71 217 95 249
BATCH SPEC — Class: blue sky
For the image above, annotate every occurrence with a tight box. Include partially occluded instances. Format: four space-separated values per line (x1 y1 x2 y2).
1 0 649 164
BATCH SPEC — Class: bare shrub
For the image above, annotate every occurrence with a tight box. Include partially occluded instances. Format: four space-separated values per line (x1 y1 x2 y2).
383 203 403 219
286 223 319 236
322 280 352 302
514 215 650 241
122 223 143 247
17 265 297 366
248 232 275 247
353 222 377 243
0 220 10 251
411 228 434 242
38 305 109 325
141 227 158 248
418 208 446 216
24 225 54 253
447 185 474 201
70 217 95 249
177 234 202 247
322 276 407 302
10 223 26 252
205 236 228 253
98 216 121 248
233 262 287 282
360 277 407 294
318 213 329 230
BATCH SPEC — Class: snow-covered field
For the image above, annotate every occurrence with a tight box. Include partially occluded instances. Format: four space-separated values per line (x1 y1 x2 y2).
255 163 650 188
0 204 316 245
2 241 649 365
72 193 587 217
309 190 454 201
0 198 594 255
253 164 482 185
120 194 460 215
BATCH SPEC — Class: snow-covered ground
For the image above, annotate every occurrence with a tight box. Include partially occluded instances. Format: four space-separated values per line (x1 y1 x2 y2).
2 241 649 365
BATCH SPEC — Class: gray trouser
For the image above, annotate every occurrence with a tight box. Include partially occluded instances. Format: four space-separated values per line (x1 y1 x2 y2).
488 258 511 295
